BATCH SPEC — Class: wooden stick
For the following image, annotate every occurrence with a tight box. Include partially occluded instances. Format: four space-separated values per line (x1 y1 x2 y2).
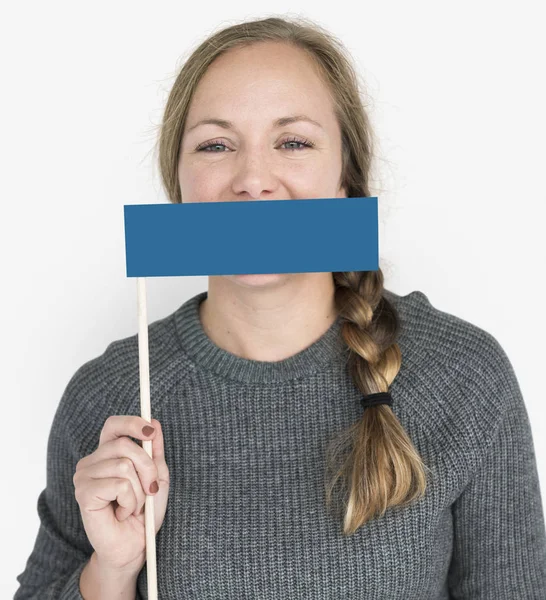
136 277 158 599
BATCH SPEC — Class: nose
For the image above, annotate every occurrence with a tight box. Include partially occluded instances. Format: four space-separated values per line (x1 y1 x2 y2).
229 150 279 200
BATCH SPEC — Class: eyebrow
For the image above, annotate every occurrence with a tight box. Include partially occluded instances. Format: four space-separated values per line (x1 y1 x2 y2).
185 114 324 133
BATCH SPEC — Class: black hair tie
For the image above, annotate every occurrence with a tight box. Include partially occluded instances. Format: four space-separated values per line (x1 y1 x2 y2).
360 391 393 410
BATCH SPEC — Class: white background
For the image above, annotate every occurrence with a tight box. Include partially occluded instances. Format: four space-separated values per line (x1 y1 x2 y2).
2 1 545 597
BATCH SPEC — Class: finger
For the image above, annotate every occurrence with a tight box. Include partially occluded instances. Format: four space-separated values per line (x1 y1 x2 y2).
76 476 137 522
77 436 160 506
77 414 157 473
106 436 160 499
99 415 158 447
149 419 169 480
74 457 147 517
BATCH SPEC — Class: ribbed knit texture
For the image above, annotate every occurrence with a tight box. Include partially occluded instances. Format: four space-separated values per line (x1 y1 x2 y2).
14 288 546 599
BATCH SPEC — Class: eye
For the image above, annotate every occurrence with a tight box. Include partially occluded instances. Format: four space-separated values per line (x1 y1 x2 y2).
280 136 315 151
195 139 230 152
194 136 316 153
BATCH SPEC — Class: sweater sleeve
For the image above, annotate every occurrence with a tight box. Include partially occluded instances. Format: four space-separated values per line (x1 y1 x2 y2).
446 339 546 598
14 362 144 600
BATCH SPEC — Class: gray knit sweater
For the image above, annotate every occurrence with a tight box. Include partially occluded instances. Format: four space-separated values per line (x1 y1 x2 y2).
15 288 546 599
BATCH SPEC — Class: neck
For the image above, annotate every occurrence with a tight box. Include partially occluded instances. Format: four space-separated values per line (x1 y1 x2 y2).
199 272 338 362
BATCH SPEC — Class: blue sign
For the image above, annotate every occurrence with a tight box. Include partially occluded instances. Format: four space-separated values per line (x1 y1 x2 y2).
124 197 378 277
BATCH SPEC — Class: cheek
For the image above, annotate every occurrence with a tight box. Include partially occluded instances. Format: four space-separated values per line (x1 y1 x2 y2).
277 159 330 184
287 163 338 196
179 161 225 202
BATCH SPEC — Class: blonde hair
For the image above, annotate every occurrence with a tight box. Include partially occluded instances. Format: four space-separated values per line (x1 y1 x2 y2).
155 15 431 535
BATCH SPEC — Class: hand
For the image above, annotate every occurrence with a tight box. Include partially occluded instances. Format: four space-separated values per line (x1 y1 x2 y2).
73 416 170 573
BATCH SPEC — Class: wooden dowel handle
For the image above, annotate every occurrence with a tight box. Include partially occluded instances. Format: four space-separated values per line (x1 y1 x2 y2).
137 277 158 600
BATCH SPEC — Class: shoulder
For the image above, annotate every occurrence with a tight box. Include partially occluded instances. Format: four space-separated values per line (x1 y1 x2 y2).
52 311 194 456
382 288 520 468
383 287 511 386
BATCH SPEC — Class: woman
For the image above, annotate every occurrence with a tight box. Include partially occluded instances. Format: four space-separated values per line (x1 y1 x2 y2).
15 15 546 599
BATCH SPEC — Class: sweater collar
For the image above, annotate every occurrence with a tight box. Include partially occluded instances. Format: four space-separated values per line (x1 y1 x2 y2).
173 290 349 383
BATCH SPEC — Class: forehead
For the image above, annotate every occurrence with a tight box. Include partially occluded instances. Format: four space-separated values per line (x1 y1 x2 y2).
187 42 334 117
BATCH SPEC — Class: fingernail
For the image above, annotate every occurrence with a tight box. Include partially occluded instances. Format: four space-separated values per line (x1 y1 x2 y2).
142 425 155 436
149 480 159 494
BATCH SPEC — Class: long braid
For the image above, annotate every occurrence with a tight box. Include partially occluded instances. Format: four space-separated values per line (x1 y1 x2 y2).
325 270 431 534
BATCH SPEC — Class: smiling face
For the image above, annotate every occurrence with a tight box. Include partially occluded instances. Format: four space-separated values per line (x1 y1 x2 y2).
178 40 346 285
179 40 347 202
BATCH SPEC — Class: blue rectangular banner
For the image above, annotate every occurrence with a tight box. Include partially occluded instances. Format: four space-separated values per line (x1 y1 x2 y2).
124 197 378 277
